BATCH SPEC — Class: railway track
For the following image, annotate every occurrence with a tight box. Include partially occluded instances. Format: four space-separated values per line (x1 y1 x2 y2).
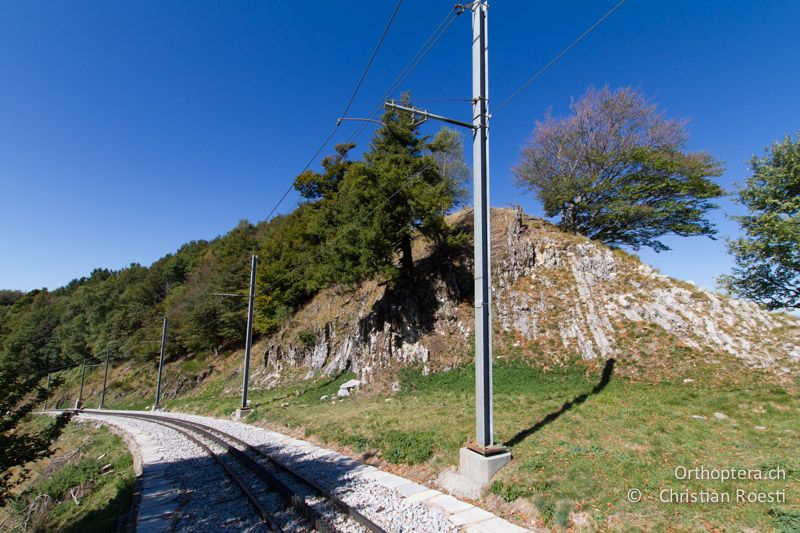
80 410 387 533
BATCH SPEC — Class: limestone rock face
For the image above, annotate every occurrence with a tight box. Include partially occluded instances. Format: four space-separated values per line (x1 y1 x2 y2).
256 208 800 385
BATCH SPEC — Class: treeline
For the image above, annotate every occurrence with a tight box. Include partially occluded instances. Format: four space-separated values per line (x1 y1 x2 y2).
0 104 467 381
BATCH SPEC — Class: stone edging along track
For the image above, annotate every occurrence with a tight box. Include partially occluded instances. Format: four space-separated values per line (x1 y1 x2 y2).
76 409 530 533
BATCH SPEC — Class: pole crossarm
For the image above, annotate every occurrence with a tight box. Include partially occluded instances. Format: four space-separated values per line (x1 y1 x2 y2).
383 102 476 130
337 117 386 127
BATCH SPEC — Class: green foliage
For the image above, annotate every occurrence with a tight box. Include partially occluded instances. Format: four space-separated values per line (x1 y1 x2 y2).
379 430 435 464
5 423 136 533
0 356 72 505
0 289 23 307
253 206 324 334
720 134 800 309
514 86 724 252
318 98 465 283
0 111 466 487
296 330 316 349
770 508 800 533
554 500 573 529
489 480 529 502
38 458 101 500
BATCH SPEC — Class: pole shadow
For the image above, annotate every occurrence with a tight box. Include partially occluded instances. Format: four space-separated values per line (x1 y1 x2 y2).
505 358 615 447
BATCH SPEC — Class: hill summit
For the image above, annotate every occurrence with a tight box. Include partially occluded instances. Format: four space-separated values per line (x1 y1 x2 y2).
254 208 800 388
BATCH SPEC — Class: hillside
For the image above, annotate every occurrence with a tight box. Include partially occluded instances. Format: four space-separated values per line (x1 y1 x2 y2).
19 207 800 531
251 207 799 390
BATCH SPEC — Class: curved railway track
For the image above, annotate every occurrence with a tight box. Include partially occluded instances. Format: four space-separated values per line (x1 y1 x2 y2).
80 410 387 533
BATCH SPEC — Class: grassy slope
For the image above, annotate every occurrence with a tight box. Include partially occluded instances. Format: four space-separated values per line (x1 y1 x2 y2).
148 354 799 532
1 417 135 532
38 212 799 531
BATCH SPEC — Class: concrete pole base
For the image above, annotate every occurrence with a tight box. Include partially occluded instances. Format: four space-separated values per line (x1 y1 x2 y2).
233 407 251 421
459 447 512 485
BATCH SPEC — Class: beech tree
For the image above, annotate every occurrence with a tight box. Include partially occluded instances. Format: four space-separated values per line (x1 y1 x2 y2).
721 135 800 309
514 86 724 252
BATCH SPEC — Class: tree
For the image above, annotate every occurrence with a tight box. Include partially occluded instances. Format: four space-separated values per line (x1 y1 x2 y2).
513 86 724 252
428 127 470 206
295 143 356 202
0 368 72 506
720 135 800 309
322 102 464 283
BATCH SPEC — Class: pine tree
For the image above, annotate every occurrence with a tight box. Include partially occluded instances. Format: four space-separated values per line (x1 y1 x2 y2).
323 103 463 284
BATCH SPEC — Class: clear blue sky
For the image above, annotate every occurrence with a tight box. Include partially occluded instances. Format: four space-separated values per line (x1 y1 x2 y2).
1 1 798 292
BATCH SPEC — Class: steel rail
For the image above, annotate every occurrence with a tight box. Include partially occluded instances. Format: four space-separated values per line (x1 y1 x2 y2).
84 410 388 533
143 417 284 532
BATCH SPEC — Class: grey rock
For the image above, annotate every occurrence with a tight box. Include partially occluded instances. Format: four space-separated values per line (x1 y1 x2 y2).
340 379 361 390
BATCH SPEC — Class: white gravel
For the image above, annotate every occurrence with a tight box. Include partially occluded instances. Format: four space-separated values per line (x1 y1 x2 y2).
80 410 456 533
80 413 264 532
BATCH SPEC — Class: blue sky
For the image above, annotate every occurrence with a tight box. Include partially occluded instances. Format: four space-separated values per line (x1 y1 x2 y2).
1 1 798 292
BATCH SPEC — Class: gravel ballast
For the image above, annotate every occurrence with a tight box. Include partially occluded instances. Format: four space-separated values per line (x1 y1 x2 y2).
79 410 528 533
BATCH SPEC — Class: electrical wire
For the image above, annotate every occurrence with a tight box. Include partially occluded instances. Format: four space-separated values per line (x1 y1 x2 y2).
345 6 465 145
493 0 629 114
264 1 405 223
340 0 404 120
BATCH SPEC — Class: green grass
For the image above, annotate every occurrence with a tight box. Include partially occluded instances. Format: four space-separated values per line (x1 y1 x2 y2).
48 350 799 530
157 357 799 530
2 419 135 532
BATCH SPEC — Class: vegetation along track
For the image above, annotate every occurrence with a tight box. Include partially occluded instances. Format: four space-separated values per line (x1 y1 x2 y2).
78 410 387 533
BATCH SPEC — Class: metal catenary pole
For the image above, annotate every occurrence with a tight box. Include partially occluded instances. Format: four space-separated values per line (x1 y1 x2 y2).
76 358 87 409
471 0 495 450
155 317 168 409
241 255 258 410
100 348 110 409
381 0 497 452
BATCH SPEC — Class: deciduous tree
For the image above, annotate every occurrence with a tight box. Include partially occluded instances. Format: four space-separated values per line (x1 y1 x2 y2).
514 86 724 252
720 135 800 309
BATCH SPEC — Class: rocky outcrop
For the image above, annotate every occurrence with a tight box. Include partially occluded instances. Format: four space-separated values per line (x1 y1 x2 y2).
493 209 799 370
255 208 800 385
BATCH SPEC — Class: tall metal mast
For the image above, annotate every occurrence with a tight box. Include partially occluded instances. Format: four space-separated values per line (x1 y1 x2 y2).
241 255 258 410
154 317 167 409
471 0 495 450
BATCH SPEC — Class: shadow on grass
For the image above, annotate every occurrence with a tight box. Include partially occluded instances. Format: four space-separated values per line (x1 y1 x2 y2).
505 358 615 447
60 476 136 533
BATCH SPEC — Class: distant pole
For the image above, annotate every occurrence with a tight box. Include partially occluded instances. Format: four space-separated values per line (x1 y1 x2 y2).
43 372 51 411
76 358 87 410
472 1 496 450
155 317 168 409
241 255 258 410
100 349 110 409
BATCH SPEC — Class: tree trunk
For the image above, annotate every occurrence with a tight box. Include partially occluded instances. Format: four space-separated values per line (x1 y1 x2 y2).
399 233 414 281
